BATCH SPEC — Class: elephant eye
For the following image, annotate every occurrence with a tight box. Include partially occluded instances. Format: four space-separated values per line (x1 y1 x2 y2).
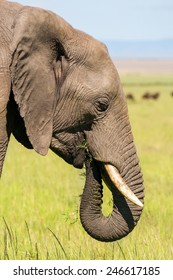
95 99 109 112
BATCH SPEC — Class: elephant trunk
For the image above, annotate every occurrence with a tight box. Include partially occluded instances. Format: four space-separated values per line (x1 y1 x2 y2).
80 158 144 242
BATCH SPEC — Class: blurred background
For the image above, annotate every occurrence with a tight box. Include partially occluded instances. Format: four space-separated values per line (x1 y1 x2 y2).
10 0 173 58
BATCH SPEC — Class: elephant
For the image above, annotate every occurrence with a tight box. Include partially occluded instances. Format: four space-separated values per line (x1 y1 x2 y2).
0 1 144 242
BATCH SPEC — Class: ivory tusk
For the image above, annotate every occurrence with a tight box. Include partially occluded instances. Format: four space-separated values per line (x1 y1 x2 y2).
103 164 143 208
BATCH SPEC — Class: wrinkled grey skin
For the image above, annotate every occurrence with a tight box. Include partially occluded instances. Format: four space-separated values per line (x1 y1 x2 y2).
0 1 144 242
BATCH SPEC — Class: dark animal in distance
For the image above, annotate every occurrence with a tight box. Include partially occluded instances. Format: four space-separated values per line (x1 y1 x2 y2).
142 92 150 99
142 92 160 100
126 93 135 101
151 92 160 100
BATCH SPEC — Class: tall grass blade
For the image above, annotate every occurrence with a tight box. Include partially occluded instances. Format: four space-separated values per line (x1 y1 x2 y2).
48 228 68 259
25 221 32 248
3 217 18 259
35 242 39 260
3 229 9 260
112 242 115 259
3 217 12 246
117 242 126 260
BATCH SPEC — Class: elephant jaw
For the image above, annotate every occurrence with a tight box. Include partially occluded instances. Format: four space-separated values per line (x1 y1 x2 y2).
101 164 143 208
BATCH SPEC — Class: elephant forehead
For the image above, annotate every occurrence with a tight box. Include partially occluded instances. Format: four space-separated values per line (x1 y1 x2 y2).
70 65 119 95
84 54 119 91
73 31 117 76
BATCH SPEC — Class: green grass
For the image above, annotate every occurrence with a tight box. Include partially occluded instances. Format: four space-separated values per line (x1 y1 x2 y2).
0 74 173 259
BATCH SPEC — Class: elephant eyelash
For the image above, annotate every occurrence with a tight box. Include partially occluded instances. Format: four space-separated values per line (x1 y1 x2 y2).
94 100 109 112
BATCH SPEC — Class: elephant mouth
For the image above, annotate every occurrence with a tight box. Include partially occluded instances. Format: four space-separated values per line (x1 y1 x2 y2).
51 135 143 208
73 143 143 208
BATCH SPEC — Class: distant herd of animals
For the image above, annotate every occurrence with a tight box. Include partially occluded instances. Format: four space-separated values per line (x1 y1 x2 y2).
126 91 173 101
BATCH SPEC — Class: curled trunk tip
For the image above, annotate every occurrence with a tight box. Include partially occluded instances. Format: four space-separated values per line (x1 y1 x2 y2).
80 159 144 242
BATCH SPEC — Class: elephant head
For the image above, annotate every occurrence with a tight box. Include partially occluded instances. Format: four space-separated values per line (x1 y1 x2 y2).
1 5 144 242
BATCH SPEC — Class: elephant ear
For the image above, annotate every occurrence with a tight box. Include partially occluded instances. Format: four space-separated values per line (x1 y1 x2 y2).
10 7 68 155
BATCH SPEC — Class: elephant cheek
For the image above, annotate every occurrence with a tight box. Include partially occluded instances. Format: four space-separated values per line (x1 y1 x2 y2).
50 135 86 169
50 138 73 165
72 149 86 169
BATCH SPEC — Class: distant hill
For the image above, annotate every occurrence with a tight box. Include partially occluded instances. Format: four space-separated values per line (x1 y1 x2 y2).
104 39 173 59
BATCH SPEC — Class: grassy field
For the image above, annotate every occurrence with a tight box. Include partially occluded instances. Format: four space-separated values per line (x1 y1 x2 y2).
0 74 173 260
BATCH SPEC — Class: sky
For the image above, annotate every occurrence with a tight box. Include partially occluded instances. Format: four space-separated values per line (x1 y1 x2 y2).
9 0 173 42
